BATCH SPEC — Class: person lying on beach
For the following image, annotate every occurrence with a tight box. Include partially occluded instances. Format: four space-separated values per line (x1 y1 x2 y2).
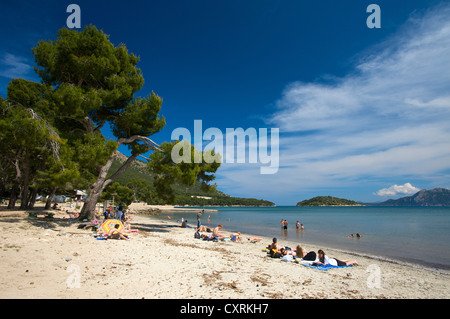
295 245 316 261
267 238 292 257
267 247 289 258
68 211 79 219
230 232 242 242
212 224 226 240
196 225 212 232
107 224 129 240
316 249 358 266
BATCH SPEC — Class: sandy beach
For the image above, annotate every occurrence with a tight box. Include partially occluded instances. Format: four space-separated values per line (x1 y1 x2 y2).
0 205 449 299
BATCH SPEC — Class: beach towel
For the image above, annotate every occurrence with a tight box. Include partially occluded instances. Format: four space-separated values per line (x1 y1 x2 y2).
301 264 353 271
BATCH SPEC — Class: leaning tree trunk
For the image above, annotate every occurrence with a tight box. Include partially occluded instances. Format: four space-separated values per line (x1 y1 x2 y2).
79 136 161 221
79 151 138 220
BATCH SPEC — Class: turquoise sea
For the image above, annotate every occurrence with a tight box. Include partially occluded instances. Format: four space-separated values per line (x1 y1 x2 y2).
147 206 450 271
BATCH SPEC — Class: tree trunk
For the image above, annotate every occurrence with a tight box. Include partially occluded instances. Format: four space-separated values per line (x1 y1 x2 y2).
27 188 38 209
20 152 30 210
79 189 104 220
8 158 22 209
45 187 57 210
8 181 19 209
79 151 139 220
79 135 160 221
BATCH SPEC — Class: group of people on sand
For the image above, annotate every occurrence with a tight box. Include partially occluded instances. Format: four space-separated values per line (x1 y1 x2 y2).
189 221 358 266
88 204 135 240
195 224 230 240
50 202 80 219
268 237 358 266
192 223 246 243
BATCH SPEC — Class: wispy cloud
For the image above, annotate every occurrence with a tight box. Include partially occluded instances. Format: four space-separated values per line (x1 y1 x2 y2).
375 183 421 197
217 4 450 203
0 53 33 79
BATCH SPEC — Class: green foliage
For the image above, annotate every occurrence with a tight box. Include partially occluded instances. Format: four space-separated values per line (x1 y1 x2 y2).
6 79 54 117
112 92 166 152
148 141 221 203
32 25 145 132
173 195 274 207
33 25 143 92
126 179 165 205
296 196 362 207
72 133 118 189
34 140 80 191
100 182 134 208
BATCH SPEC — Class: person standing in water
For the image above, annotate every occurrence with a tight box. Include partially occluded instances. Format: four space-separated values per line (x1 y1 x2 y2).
197 211 202 229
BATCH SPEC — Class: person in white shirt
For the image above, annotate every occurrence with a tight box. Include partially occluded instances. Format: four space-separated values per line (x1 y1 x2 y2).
317 249 358 266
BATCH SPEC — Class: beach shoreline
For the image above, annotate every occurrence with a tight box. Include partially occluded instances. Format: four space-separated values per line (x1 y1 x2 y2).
126 202 219 214
0 206 449 299
147 213 450 276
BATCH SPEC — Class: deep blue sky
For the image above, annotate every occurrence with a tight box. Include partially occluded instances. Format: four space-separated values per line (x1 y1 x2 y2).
1 1 449 204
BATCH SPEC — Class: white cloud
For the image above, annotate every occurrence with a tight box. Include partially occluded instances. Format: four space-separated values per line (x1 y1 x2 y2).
0 53 33 79
375 183 421 197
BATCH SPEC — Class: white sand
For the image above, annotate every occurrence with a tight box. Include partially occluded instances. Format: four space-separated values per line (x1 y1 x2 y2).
0 207 449 299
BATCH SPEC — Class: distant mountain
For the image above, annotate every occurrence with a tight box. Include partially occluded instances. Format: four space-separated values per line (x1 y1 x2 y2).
369 188 450 207
296 196 364 207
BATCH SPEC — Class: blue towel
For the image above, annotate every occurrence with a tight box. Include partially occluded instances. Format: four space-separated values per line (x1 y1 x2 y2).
301 264 353 271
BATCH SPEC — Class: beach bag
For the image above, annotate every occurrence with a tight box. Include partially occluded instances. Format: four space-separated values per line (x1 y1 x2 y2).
269 249 282 258
194 231 200 239
281 255 293 262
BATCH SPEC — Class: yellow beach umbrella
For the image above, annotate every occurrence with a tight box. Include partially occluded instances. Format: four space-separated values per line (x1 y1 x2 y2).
101 219 123 233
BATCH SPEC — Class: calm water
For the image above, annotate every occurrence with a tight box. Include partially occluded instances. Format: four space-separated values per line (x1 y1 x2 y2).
147 206 450 270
